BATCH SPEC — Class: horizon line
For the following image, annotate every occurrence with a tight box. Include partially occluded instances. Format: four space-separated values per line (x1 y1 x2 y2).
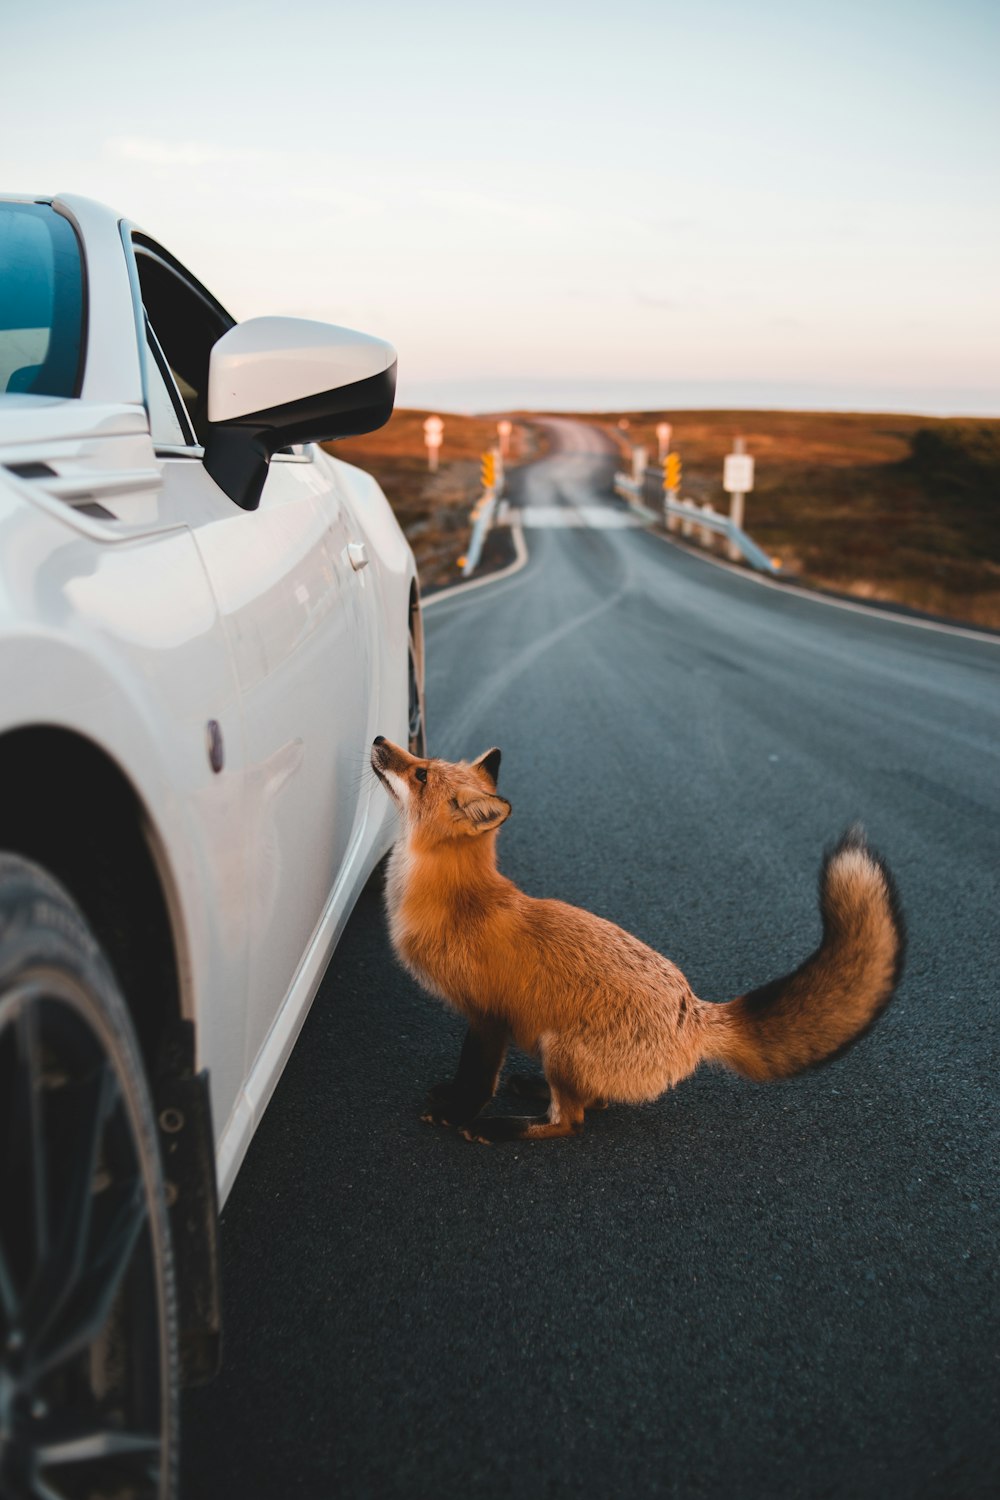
396 378 1000 421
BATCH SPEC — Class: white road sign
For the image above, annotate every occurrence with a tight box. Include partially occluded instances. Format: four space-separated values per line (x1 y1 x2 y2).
723 453 754 493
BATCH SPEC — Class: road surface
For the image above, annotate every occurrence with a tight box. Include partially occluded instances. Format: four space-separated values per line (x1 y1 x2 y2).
184 418 999 1499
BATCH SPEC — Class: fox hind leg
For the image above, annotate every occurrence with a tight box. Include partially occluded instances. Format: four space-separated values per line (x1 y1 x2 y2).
507 1072 607 1111
507 1071 551 1102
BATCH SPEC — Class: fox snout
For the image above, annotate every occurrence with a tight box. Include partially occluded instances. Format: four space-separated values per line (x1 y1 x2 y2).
371 735 410 775
371 736 419 807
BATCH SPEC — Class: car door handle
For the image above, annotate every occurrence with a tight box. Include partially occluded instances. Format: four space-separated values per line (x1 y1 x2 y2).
347 542 369 572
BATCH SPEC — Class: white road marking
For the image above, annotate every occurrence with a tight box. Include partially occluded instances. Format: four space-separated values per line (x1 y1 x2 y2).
506 506 643 529
422 520 529 610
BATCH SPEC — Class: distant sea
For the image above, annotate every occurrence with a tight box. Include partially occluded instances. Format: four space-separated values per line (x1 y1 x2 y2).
396 377 1000 419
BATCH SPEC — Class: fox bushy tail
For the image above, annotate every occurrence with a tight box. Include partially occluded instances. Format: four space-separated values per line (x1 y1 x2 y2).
701 827 905 1082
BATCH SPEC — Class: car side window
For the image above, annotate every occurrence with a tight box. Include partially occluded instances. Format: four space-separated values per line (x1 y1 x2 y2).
133 237 233 446
0 202 84 397
144 322 189 448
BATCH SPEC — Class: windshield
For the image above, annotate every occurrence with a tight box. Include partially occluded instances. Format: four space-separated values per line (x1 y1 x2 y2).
0 202 84 398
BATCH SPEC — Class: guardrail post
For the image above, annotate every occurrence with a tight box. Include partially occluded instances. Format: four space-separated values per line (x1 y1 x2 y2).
423 414 444 472
492 445 504 495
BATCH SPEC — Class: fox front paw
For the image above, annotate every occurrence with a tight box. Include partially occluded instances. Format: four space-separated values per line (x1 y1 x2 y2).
421 1081 474 1127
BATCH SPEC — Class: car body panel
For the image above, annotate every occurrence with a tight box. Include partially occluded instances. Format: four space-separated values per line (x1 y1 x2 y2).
0 194 415 1204
0 474 251 1129
165 449 378 1081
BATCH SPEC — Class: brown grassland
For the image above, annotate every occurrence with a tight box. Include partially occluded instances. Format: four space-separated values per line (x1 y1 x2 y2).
589 409 1000 628
326 411 538 592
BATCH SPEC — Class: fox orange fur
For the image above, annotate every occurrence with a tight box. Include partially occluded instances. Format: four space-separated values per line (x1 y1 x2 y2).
371 736 905 1144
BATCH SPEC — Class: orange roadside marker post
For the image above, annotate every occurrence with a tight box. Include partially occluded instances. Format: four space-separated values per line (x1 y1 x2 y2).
663 451 681 532
480 450 496 491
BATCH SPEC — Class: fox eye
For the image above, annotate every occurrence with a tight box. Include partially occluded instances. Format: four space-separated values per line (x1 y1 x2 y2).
414 767 427 784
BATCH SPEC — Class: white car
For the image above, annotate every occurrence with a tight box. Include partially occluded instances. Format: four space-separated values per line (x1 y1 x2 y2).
0 194 424 1495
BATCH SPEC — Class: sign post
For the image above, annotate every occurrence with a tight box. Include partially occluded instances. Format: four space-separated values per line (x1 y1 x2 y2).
423 414 444 472
631 445 648 485
722 437 754 561
656 421 672 463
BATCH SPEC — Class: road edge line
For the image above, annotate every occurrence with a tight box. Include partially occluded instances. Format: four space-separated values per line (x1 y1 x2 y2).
422 521 530 610
644 526 1000 646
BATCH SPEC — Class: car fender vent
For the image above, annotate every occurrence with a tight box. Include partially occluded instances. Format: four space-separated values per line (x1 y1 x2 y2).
4 460 58 479
4 461 122 521
70 500 118 520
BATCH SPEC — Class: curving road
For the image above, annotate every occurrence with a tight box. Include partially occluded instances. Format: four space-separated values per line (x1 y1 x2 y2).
184 419 999 1499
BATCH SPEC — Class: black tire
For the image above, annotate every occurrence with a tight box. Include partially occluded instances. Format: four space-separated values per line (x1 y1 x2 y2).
408 634 426 759
367 631 425 898
0 854 178 1499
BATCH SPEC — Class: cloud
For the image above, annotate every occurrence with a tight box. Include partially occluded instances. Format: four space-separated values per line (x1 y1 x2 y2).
641 215 702 234
634 290 677 310
281 181 385 220
421 186 563 229
105 136 277 168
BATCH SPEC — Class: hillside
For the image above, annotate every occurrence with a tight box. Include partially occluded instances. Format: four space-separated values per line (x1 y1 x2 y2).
585 409 1000 628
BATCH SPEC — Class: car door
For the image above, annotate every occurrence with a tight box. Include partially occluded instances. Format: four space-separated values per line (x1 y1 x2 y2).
133 234 376 1077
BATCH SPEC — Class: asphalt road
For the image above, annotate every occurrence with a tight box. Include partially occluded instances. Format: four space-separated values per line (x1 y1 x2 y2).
183 419 999 1499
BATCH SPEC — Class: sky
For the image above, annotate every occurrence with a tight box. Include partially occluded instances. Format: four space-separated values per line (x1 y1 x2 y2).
2 0 998 414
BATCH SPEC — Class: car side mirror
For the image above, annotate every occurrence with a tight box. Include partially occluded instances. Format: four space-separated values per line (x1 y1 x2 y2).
203 316 397 510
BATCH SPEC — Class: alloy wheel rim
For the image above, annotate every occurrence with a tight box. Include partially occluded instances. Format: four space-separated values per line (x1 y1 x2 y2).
0 976 168 1499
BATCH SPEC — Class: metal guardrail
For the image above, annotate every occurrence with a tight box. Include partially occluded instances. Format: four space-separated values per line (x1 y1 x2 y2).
614 465 781 577
461 489 499 577
459 444 507 578
612 472 658 521
663 496 780 575
463 450 777 580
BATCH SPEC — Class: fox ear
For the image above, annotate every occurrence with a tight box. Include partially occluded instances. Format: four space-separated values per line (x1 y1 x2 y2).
456 794 511 835
473 747 502 788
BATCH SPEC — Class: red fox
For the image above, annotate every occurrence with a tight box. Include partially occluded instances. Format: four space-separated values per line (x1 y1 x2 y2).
371 736 905 1144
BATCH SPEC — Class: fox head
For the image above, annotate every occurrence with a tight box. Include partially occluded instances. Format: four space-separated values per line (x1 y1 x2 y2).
371 737 510 846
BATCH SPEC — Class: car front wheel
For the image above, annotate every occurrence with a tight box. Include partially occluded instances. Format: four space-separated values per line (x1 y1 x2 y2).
408 635 425 759
0 854 178 1499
